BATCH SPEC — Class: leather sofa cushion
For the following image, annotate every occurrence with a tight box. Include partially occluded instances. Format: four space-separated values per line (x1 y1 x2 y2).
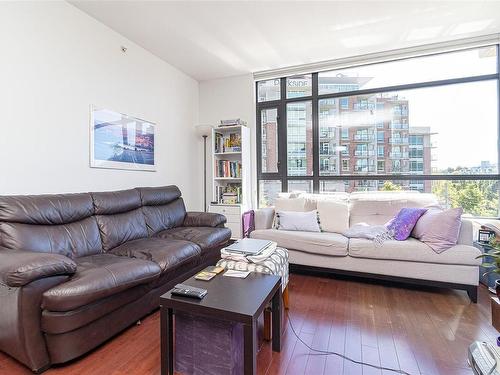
95 209 148 251
348 238 482 266
0 249 77 287
91 189 141 215
0 217 103 258
142 199 187 235
109 238 201 273
0 192 93 225
250 229 348 256
41 284 149 334
155 227 231 251
183 212 226 228
137 186 181 206
42 254 160 311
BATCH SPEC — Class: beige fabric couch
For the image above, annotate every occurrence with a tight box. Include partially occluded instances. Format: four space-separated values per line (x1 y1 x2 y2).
251 192 481 302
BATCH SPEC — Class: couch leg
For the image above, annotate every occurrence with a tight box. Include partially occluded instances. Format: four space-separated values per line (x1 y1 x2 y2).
466 286 478 303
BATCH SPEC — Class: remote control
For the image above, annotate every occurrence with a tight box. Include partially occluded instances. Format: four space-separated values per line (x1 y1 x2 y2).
171 284 208 299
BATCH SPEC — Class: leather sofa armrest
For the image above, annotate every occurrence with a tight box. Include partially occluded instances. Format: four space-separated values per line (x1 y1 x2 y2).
0 247 76 287
183 212 227 228
255 208 275 230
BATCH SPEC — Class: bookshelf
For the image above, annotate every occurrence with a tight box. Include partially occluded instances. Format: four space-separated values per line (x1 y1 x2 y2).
209 124 251 239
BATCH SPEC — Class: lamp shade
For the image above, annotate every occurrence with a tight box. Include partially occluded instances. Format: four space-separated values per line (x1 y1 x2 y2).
195 124 213 137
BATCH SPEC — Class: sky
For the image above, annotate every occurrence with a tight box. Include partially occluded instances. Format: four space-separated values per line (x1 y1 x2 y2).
321 46 499 170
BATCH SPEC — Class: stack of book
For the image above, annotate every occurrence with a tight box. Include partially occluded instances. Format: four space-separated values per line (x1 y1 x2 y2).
214 132 241 153
215 184 242 204
216 160 241 178
219 118 247 127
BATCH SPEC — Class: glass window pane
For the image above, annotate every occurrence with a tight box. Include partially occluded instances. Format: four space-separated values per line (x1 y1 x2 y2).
257 79 280 102
261 108 279 173
320 180 347 193
319 80 498 177
319 98 340 176
259 180 282 207
286 74 312 99
287 101 313 176
318 46 497 95
288 180 313 193
319 179 499 217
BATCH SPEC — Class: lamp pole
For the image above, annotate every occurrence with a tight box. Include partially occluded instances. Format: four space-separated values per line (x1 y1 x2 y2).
203 134 207 212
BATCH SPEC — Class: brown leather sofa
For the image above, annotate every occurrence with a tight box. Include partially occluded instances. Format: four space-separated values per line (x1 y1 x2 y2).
0 186 231 373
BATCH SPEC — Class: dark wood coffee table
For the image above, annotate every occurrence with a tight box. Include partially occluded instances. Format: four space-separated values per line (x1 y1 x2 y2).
160 272 282 375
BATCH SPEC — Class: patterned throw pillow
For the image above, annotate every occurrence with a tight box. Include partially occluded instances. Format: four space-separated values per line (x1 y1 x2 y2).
275 210 321 232
386 207 428 241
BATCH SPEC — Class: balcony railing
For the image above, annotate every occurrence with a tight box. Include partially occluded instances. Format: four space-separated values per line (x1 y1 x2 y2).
390 123 409 130
354 150 375 157
353 134 375 142
389 138 409 144
389 152 409 159
354 166 376 173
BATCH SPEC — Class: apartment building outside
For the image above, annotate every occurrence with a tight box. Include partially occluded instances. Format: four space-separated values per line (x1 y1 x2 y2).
281 75 435 193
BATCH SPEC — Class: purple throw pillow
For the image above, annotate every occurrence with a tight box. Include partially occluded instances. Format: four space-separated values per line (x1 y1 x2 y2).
386 208 428 241
411 208 463 253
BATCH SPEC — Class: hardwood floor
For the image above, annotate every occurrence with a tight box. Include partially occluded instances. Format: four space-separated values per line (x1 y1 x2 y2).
0 273 496 375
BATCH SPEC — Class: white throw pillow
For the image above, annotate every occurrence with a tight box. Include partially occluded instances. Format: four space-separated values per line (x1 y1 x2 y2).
317 200 349 233
275 210 321 232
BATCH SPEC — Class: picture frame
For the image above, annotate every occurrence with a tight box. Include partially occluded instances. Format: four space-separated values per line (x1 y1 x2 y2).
90 106 156 171
478 229 495 244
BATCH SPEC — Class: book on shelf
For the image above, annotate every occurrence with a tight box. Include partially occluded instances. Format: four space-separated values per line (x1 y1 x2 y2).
216 160 242 178
215 184 242 204
214 132 241 153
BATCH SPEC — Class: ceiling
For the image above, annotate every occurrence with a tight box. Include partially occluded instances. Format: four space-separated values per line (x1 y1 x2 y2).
70 1 500 82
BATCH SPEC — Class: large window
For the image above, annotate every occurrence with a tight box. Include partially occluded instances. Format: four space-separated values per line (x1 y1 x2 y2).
256 45 500 216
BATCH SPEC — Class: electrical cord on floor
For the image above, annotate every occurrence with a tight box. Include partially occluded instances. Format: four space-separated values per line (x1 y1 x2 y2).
285 309 412 375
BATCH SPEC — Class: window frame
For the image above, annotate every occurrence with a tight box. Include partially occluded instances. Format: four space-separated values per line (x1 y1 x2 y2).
256 45 500 216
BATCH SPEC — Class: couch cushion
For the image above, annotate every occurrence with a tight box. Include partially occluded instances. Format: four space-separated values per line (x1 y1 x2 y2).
142 199 187 236
91 189 141 215
0 217 103 258
137 186 181 206
155 227 230 251
349 192 439 226
274 197 307 212
250 229 348 256
348 237 482 266
42 254 161 311
41 284 149 334
109 238 201 273
0 192 94 225
95 209 148 251
317 200 349 233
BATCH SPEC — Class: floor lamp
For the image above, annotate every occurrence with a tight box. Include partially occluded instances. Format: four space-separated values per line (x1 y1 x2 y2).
195 125 213 212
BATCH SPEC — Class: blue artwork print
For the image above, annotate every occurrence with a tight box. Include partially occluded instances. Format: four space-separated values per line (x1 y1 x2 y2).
91 107 155 170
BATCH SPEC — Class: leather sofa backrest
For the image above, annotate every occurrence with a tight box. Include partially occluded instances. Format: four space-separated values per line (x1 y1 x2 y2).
0 185 188 256
91 189 148 251
137 186 187 236
0 193 102 258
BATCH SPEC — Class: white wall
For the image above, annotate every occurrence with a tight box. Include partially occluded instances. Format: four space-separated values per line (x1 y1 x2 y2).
0 2 202 210
198 74 256 208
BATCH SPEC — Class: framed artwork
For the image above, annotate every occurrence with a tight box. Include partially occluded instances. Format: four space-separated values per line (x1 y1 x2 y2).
90 106 156 171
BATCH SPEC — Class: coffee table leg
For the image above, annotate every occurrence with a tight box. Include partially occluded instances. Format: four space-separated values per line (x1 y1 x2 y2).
161 306 174 375
243 321 257 375
272 286 282 352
